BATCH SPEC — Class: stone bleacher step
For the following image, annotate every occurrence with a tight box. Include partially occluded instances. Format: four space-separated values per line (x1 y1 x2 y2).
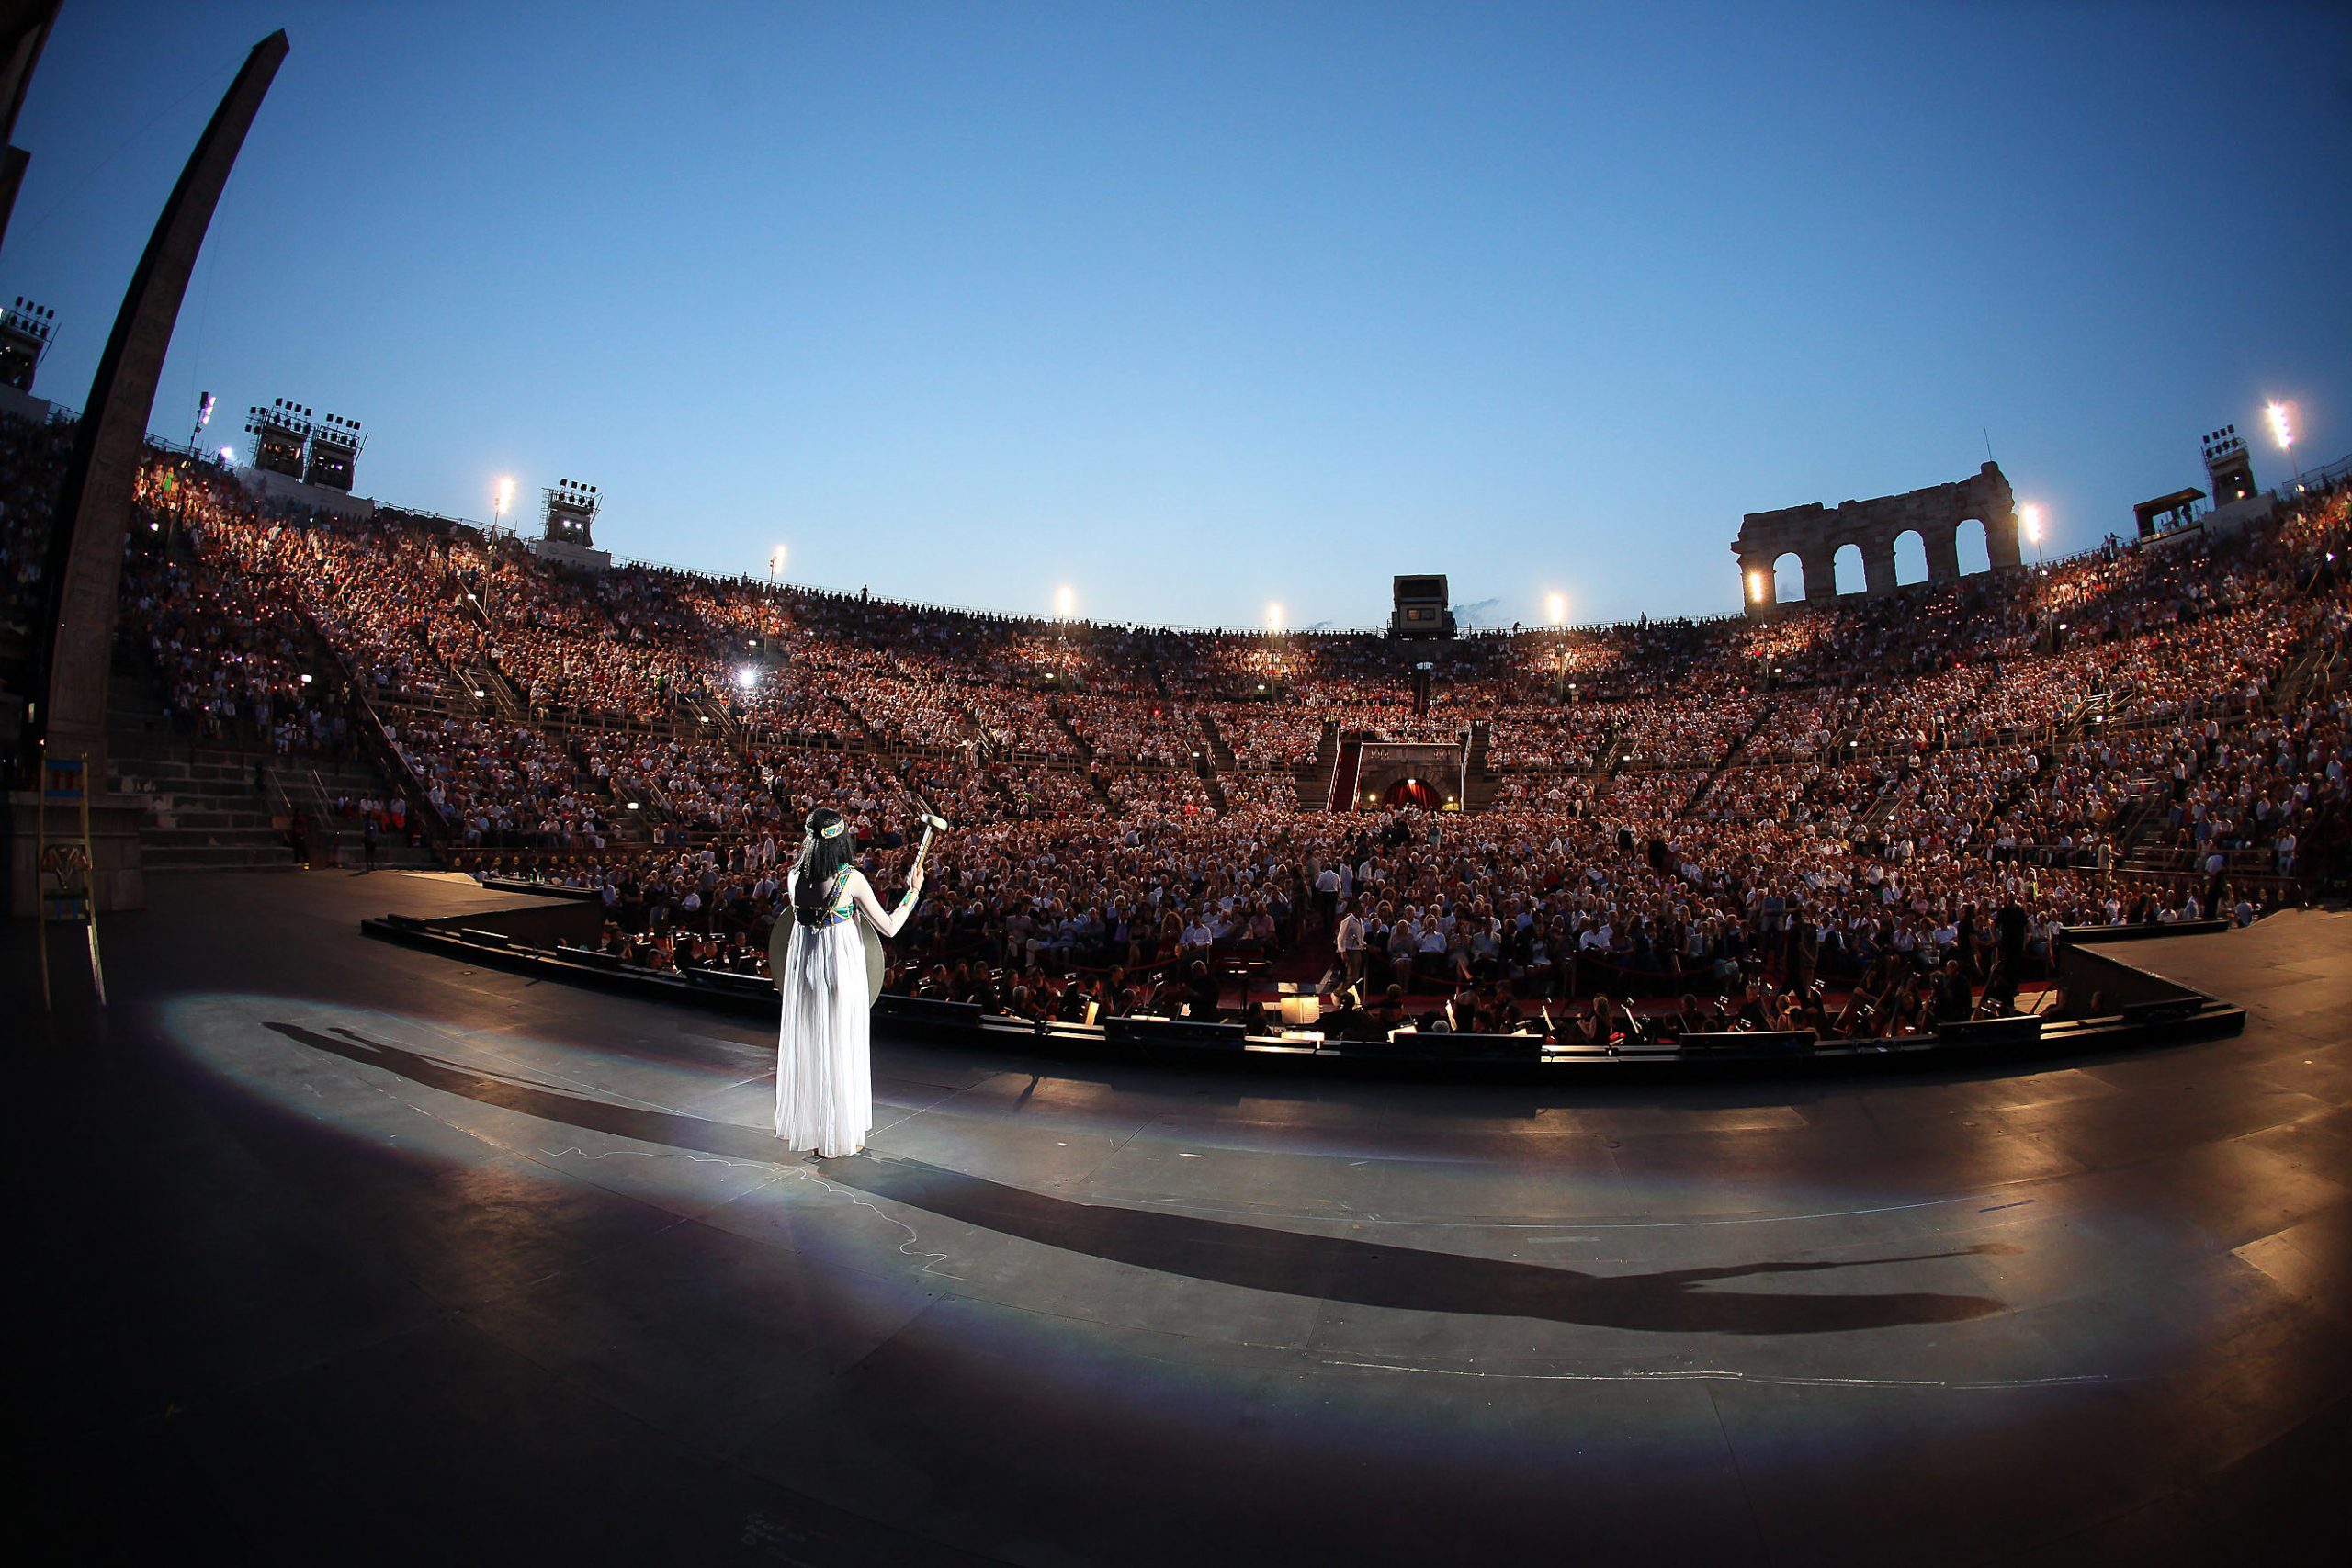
140 806 279 831
141 825 293 848
143 844 301 873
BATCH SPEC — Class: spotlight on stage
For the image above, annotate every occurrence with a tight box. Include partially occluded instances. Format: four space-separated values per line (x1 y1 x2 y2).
735 667 758 692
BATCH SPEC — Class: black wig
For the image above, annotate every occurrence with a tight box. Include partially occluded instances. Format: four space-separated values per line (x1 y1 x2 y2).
790 807 858 928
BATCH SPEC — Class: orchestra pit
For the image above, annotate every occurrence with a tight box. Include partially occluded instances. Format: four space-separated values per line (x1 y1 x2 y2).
6 6 2351 1565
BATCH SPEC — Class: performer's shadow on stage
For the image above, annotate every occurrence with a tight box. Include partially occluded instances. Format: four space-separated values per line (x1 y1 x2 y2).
270 1021 2009 1337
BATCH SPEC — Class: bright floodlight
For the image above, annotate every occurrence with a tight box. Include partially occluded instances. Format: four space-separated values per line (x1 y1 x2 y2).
770 544 787 574
1747 570 1765 602
2266 401 2294 450
1056 584 1075 618
1546 591 1566 626
1268 601 1283 632
735 667 758 692
2019 504 2041 544
494 476 514 517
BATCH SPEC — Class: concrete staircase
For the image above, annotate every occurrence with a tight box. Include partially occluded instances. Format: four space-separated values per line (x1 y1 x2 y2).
107 675 436 873
1297 720 1340 810
1461 721 1498 812
1198 711 1239 772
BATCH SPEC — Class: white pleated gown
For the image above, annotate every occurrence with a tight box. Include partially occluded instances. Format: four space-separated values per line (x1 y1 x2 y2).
774 871 874 1156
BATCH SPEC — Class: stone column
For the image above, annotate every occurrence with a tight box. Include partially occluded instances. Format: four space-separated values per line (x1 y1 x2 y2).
1802 549 1838 604
1984 512 2023 570
1863 532 1898 596
1922 524 1962 583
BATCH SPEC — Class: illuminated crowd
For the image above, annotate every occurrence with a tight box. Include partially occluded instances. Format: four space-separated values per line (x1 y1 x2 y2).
2 407 2346 1039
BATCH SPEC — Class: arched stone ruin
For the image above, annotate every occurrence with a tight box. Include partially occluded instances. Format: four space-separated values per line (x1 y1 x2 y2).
1732 461 2021 614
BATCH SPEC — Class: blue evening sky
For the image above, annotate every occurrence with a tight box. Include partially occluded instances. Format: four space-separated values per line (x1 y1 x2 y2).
7 1 2347 629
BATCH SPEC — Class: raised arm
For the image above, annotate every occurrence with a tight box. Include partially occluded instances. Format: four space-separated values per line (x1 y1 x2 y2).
846 868 922 940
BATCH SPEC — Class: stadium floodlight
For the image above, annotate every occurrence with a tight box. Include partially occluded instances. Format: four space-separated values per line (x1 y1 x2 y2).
2020 504 2041 544
2267 400 2300 482
217 446 235 464
1747 570 1765 602
1056 584 1075 619
1267 601 1283 633
769 544 787 583
1546 591 1566 626
493 476 514 524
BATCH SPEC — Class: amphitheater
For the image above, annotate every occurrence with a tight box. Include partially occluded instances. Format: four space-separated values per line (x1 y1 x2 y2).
8 408 2350 1563
10 9 2352 1567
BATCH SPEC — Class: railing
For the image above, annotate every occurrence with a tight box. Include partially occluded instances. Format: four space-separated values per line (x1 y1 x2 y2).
2276 452 2352 496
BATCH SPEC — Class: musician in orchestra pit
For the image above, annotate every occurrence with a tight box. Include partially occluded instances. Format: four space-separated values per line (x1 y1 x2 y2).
769 807 924 1157
1573 995 1622 1047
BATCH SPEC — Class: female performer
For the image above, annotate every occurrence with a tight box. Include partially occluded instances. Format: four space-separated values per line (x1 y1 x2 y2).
773 807 923 1156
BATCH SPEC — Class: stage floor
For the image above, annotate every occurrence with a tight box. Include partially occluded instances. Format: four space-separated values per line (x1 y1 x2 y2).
17 871 2352 1565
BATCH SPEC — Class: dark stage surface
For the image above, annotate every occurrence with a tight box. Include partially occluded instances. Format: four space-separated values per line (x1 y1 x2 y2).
16 873 2352 1565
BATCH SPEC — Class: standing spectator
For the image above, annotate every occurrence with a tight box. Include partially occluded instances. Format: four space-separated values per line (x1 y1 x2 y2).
1337 900 1366 985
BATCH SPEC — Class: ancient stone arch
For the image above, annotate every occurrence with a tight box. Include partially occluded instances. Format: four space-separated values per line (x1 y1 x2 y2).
1732 461 2020 615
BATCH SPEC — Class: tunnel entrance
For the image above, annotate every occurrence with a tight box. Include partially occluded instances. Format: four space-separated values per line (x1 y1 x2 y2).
1385 777 1439 810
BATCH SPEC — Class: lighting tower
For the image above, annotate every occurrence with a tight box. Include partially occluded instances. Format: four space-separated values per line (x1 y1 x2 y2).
543 478 601 547
0 295 55 390
2201 424 2256 505
243 398 310 478
302 412 365 491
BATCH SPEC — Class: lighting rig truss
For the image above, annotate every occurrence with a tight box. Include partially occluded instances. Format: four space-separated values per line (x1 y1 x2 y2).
304 411 366 491
243 397 312 478
543 477 601 546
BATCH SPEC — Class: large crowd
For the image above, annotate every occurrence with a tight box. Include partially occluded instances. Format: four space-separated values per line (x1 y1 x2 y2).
1 411 2345 1043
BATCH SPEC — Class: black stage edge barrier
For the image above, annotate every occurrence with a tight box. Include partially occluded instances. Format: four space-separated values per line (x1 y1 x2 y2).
443 896 605 950
1938 1015 2045 1049
361 910 2249 1081
1106 1016 1250 1051
875 996 984 1032
480 877 601 902
2056 925 2215 1014
1681 1029 1816 1054
2120 996 2204 1026
1383 1029 1546 1063
2060 918 2231 943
